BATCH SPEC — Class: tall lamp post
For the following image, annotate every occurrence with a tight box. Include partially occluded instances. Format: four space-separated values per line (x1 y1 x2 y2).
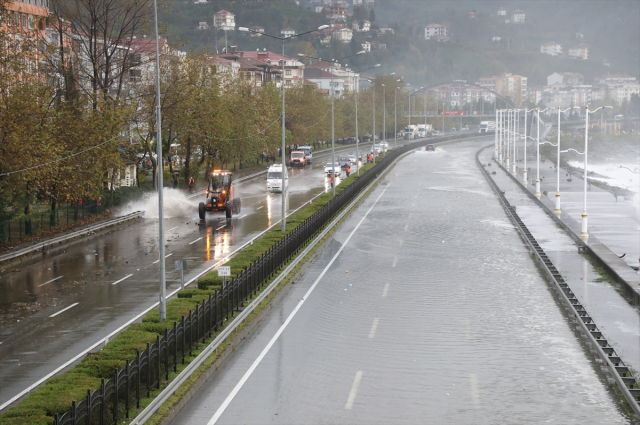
353 64 381 175
553 106 579 215
152 0 166 320
299 51 366 194
522 108 530 185
240 25 328 229
534 107 551 198
393 79 401 149
579 105 613 239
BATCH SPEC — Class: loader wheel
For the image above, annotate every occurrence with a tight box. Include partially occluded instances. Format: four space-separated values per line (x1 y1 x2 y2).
233 198 241 214
199 202 205 220
225 204 232 220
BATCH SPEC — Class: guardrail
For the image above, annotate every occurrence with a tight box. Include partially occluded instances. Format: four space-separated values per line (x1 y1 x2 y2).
50 133 486 425
476 144 640 417
0 211 143 264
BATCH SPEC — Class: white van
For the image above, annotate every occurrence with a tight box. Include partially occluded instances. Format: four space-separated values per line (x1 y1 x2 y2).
297 146 313 164
267 164 288 192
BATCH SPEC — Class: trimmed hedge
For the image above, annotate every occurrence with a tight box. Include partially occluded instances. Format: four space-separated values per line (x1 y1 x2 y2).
0 150 389 424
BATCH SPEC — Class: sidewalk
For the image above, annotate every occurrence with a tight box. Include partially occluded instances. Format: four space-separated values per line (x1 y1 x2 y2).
500 149 640 290
479 146 640 380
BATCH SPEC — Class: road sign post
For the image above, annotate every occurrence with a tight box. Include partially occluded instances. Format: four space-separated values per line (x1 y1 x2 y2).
175 260 188 290
218 266 231 288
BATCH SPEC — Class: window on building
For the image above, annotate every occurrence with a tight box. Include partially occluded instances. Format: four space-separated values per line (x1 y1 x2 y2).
28 15 35 30
286 80 291 86
14 11 19 26
286 70 291 75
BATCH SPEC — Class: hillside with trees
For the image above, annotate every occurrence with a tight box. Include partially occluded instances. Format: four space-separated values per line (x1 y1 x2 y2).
160 0 638 86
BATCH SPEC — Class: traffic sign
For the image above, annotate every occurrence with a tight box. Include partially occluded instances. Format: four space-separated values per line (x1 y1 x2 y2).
218 266 231 277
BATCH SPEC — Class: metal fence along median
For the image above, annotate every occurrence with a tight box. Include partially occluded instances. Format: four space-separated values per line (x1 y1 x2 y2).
2 133 483 425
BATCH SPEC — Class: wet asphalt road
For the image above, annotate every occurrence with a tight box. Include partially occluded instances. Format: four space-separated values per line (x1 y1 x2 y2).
0 142 385 406
169 140 628 424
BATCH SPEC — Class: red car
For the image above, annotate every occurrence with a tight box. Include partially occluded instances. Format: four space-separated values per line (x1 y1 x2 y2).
426 144 436 151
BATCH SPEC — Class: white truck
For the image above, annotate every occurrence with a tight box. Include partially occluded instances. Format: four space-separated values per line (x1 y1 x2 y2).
404 125 418 139
266 163 288 192
297 145 313 164
417 124 433 138
479 121 496 133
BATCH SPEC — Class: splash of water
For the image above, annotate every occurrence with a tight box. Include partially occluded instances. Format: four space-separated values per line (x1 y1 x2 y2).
117 188 199 218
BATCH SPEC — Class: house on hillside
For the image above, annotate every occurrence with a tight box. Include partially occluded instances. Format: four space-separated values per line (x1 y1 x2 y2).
568 44 589 60
333 28 353 43
425 24 446 40
547 72 585 86
511 10 525 24
497 8 507 16
213 10 235 31
540 42 562 56
196 22 210 30
249 26 264 36
361 41 371 52
478 72 527 104
281 28 296 38
324 6 347 21
378 27 394 34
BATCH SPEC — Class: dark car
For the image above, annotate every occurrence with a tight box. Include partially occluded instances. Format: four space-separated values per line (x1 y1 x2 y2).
425 144 436 151
337 156 351 168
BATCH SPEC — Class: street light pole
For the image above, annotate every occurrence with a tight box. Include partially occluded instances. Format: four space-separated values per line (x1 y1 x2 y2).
152 0 166 321
372 80 376 163
513 109 518 177
535 108 541 198
382 84 386 145
240 25 329 230
523 109 528 185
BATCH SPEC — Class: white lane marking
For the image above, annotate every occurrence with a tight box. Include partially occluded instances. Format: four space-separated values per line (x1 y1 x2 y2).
111 274 134 286
392 256 398 267
206 184 391 425
237 215 246 219
49 302 79 318
368 318 379 339
189 237 203 245
38 276 63 287
404 224 408 232
398 239 404 247
152 253 173 264
256 206 264 210
345 371 364 409
470 374 481 408
382 283 390 297
167 226 179 231
216 225 226 231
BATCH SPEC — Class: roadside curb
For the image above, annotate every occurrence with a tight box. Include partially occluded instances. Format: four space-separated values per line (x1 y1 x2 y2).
0 211 144 266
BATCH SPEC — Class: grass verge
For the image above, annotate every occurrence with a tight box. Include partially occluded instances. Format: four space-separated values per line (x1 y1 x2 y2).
0 151 392 425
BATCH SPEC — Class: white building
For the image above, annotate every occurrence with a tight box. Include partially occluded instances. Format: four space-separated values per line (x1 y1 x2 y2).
610 84 640 103
281 28 296 38
511 10 525 24
568 44 589 60
361 41 371 52
361 20 371 32
333 28 353 43
213 10 235 31
547 72 584 86
196 22 209 30
595 73 637 86
540 42 562 56
497 8 507 16
425 24 446 40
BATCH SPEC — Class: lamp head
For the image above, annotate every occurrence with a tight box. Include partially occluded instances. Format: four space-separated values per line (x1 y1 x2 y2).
390 72 395 75
357 50 366 55
318 25 329 30
604 106 613 109
238 27 249 32
297 53 305 57
374 64 381 67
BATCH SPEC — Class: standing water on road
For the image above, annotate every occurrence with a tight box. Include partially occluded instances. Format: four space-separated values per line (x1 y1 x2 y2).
170 141 633 425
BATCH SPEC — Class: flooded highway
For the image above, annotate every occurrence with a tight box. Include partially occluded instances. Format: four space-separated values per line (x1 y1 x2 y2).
170 140 630 424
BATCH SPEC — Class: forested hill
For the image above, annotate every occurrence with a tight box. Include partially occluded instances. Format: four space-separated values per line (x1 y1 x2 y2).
159 0 638 86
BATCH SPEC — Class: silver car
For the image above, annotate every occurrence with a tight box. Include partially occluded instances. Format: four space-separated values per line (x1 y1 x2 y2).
347 154 357 164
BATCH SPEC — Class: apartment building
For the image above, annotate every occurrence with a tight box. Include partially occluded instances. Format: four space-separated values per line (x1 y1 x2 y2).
424 24 446 40
540 42 562 56
2 0 49 73
213 10 235 31
568 44 589 60
478 73 528 104
547 72 585 86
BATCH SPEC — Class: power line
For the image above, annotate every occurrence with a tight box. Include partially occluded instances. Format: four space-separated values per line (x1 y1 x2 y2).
0 136 121 177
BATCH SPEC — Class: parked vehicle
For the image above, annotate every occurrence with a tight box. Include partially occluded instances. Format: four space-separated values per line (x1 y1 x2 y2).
324 162 341 176
266 164 288 193
297 145 313 164
199 170 241 220
289 150 307 167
